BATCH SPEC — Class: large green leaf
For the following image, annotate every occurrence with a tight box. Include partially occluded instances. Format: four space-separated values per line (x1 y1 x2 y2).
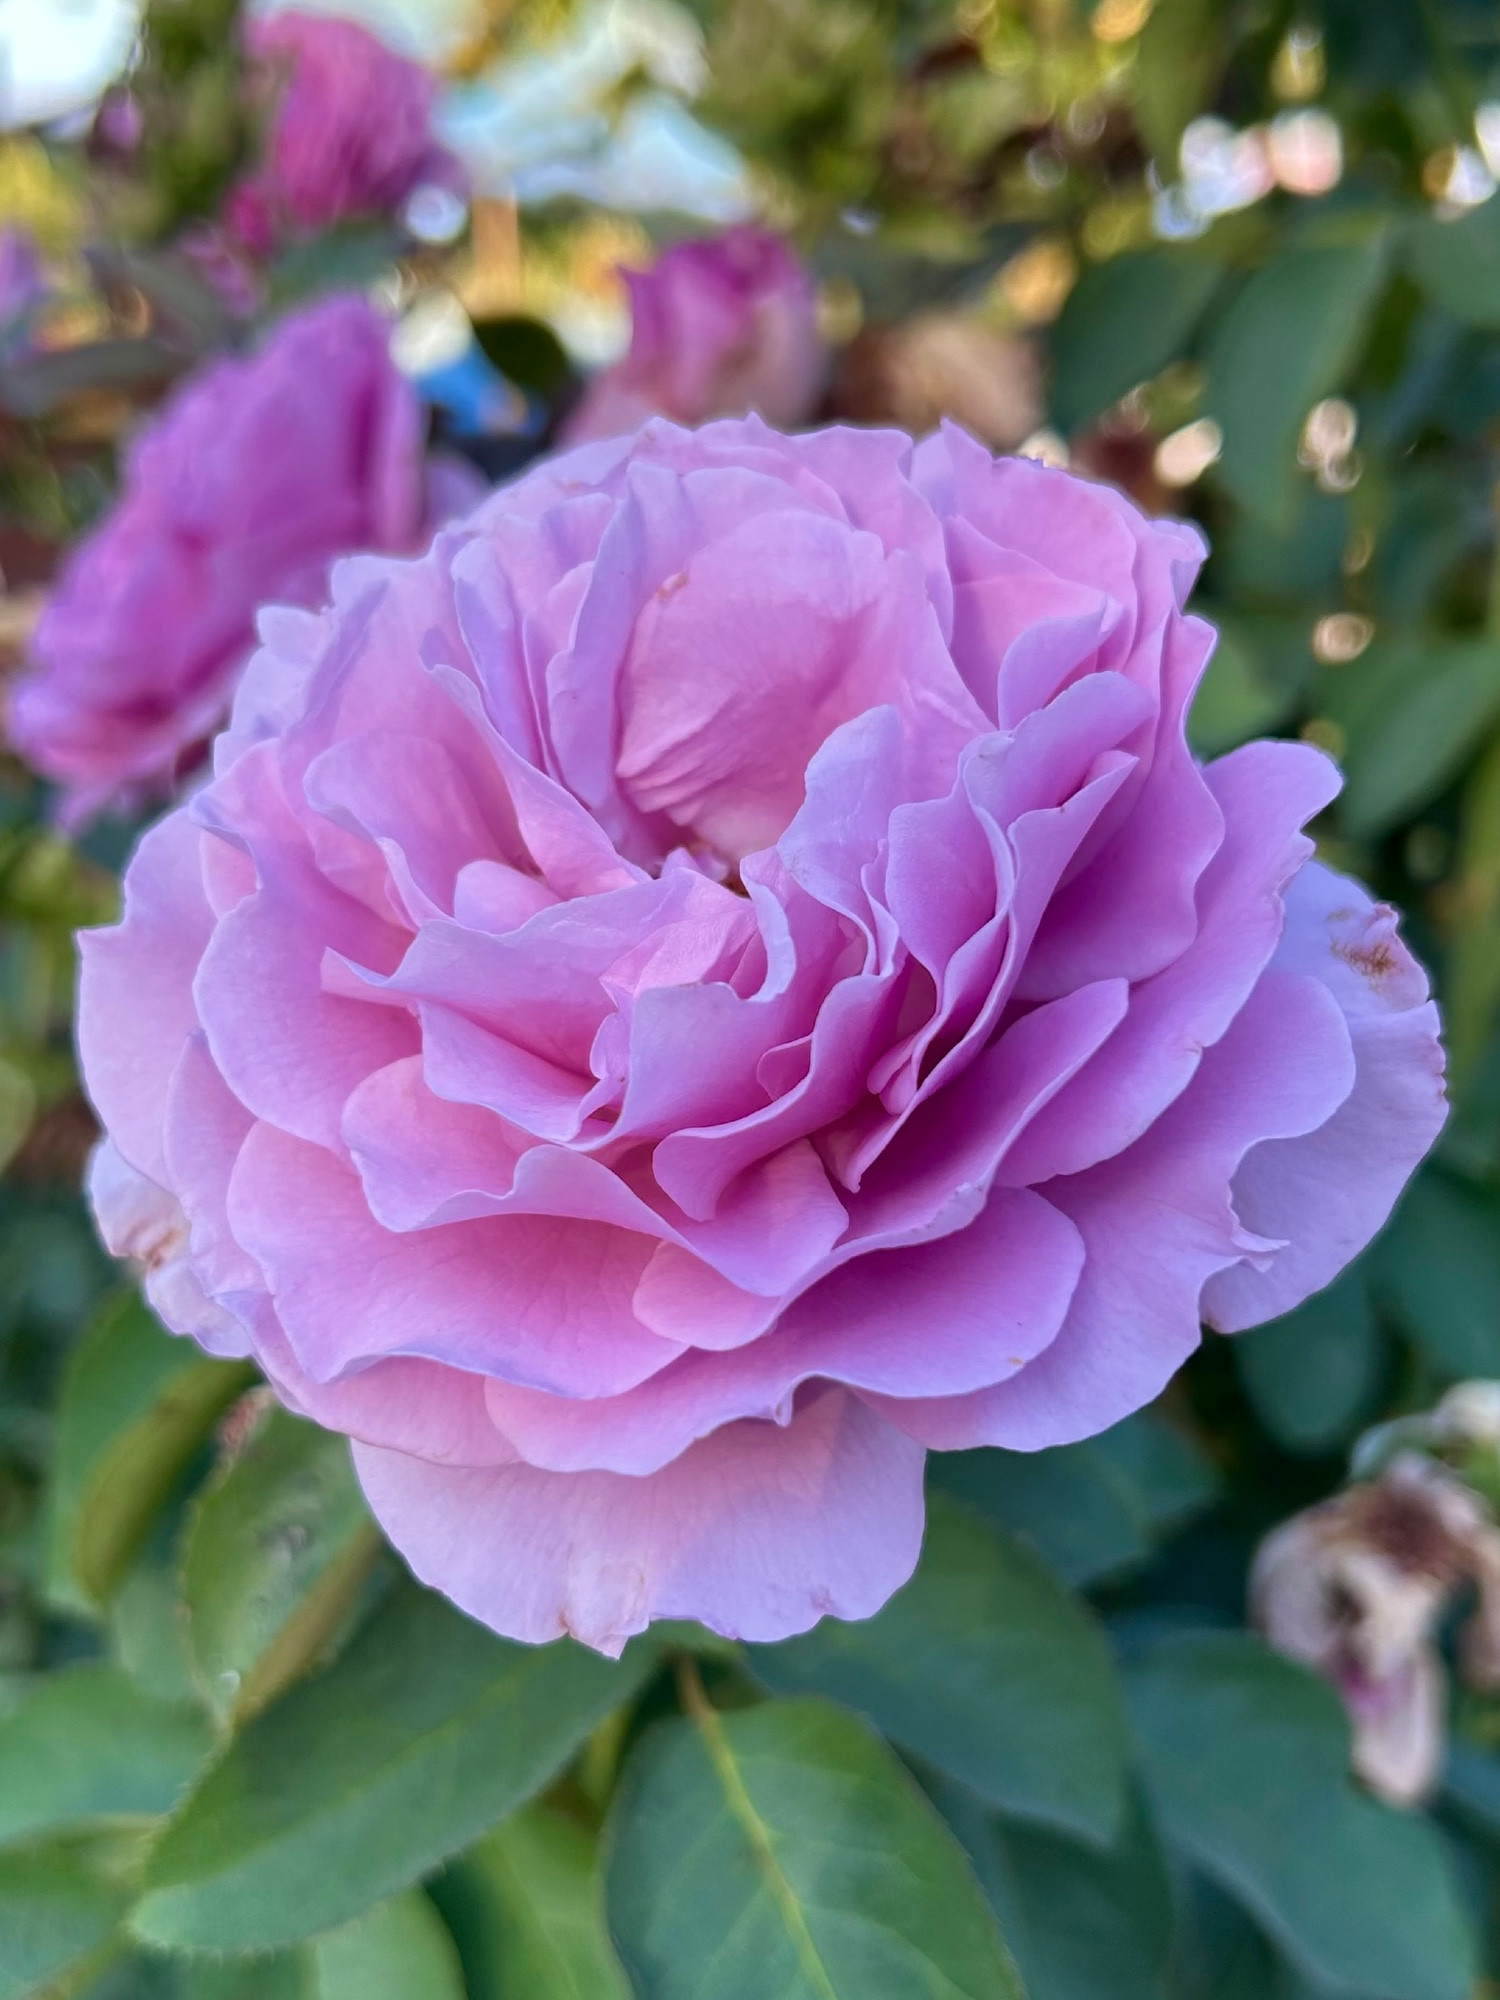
1444 731 1500 1093
1375 1170 1500 1378
1186 621 1297 760
47 1291 252 1609
174 1891 465 2000
933 1776 1172 2000
749 1495 1128 1842
182 1407 381 1724
1406 202 1500 328
1131 0 1223 164
1127 1631 1474 2000
1233 1261 1383 1456
312 1888 466 2000
1049 249 1223 432
1338 639 1500 839
130 1580 654 1952
0 1837 133 2000
110 1547 199 1707
176 1957 310 2000
604 1691 1024 2000
1204 237 1388 525
0 1665 210 1849
931 1410 1219 1590
991 1799 1173 2000
432 1805 629 2000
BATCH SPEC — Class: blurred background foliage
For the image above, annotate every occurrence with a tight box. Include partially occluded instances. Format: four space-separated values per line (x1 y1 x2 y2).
8 0 1500 1996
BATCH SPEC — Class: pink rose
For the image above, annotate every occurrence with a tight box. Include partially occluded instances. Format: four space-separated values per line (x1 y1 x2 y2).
78 418 1446 1655
9 296 448 827
227 11 462 256
565 228 826 443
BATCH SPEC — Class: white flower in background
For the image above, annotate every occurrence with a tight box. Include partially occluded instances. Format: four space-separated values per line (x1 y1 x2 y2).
1153 107 1344 238
0 0 140 130
438 0 753 221
250 0 482 65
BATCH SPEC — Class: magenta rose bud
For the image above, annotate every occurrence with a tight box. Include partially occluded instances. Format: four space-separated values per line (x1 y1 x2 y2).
565 227 826 443
226 9 463 255
9 296 437 827
77 419 1446 1654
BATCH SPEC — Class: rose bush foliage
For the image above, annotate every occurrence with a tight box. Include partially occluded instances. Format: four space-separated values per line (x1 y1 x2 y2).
78 416 1444 1654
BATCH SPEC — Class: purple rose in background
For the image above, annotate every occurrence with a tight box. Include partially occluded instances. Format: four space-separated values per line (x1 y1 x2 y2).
9 295 441 826
226 10 463 256
0 226 45 330
565 227 826 443
77 418 1444 1654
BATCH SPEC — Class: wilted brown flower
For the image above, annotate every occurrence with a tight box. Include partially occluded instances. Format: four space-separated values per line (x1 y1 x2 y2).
1253 1448 1500 1804
827 313 1042 450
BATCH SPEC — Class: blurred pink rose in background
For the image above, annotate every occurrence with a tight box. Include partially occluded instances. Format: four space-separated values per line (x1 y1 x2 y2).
226 10 463 256
8 295 444 825
0 226 45 329
565 227 826 442
78 417 1444 1653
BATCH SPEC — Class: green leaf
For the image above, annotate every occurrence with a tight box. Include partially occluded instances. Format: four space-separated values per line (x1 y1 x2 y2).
175 1954 310 2000
604 1690 1025 2000
0 1665 210 1850
312 1888 466 2000
1205 238 1389 526
1049 250 1223 432
173 1890 465 2000
930 1774 1172 2000
182 1408 381 1725
1339 638 1500 838
47 1291 253 1610
1444 731 1500 1093
990 1800 1172 2000
1187 622 1295 760
131 1579 654 1952
1234 1262 1383 1456
749 1494 1129 1843
0 1837 132 2000
1406 202 1500 328
1441 1739 1500 1845
929 1410 1219 1590
432 1805 629 2000
110 1549 199 1707
1131 0 1223 165
1375 1170 1500 1378
1126 1631 1475 2000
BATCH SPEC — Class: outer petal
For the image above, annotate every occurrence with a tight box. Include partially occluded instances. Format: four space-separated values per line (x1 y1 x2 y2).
1203 861 1447 1331
886 965 1358 1449
353 1385 925 1653
77 810 212 1185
